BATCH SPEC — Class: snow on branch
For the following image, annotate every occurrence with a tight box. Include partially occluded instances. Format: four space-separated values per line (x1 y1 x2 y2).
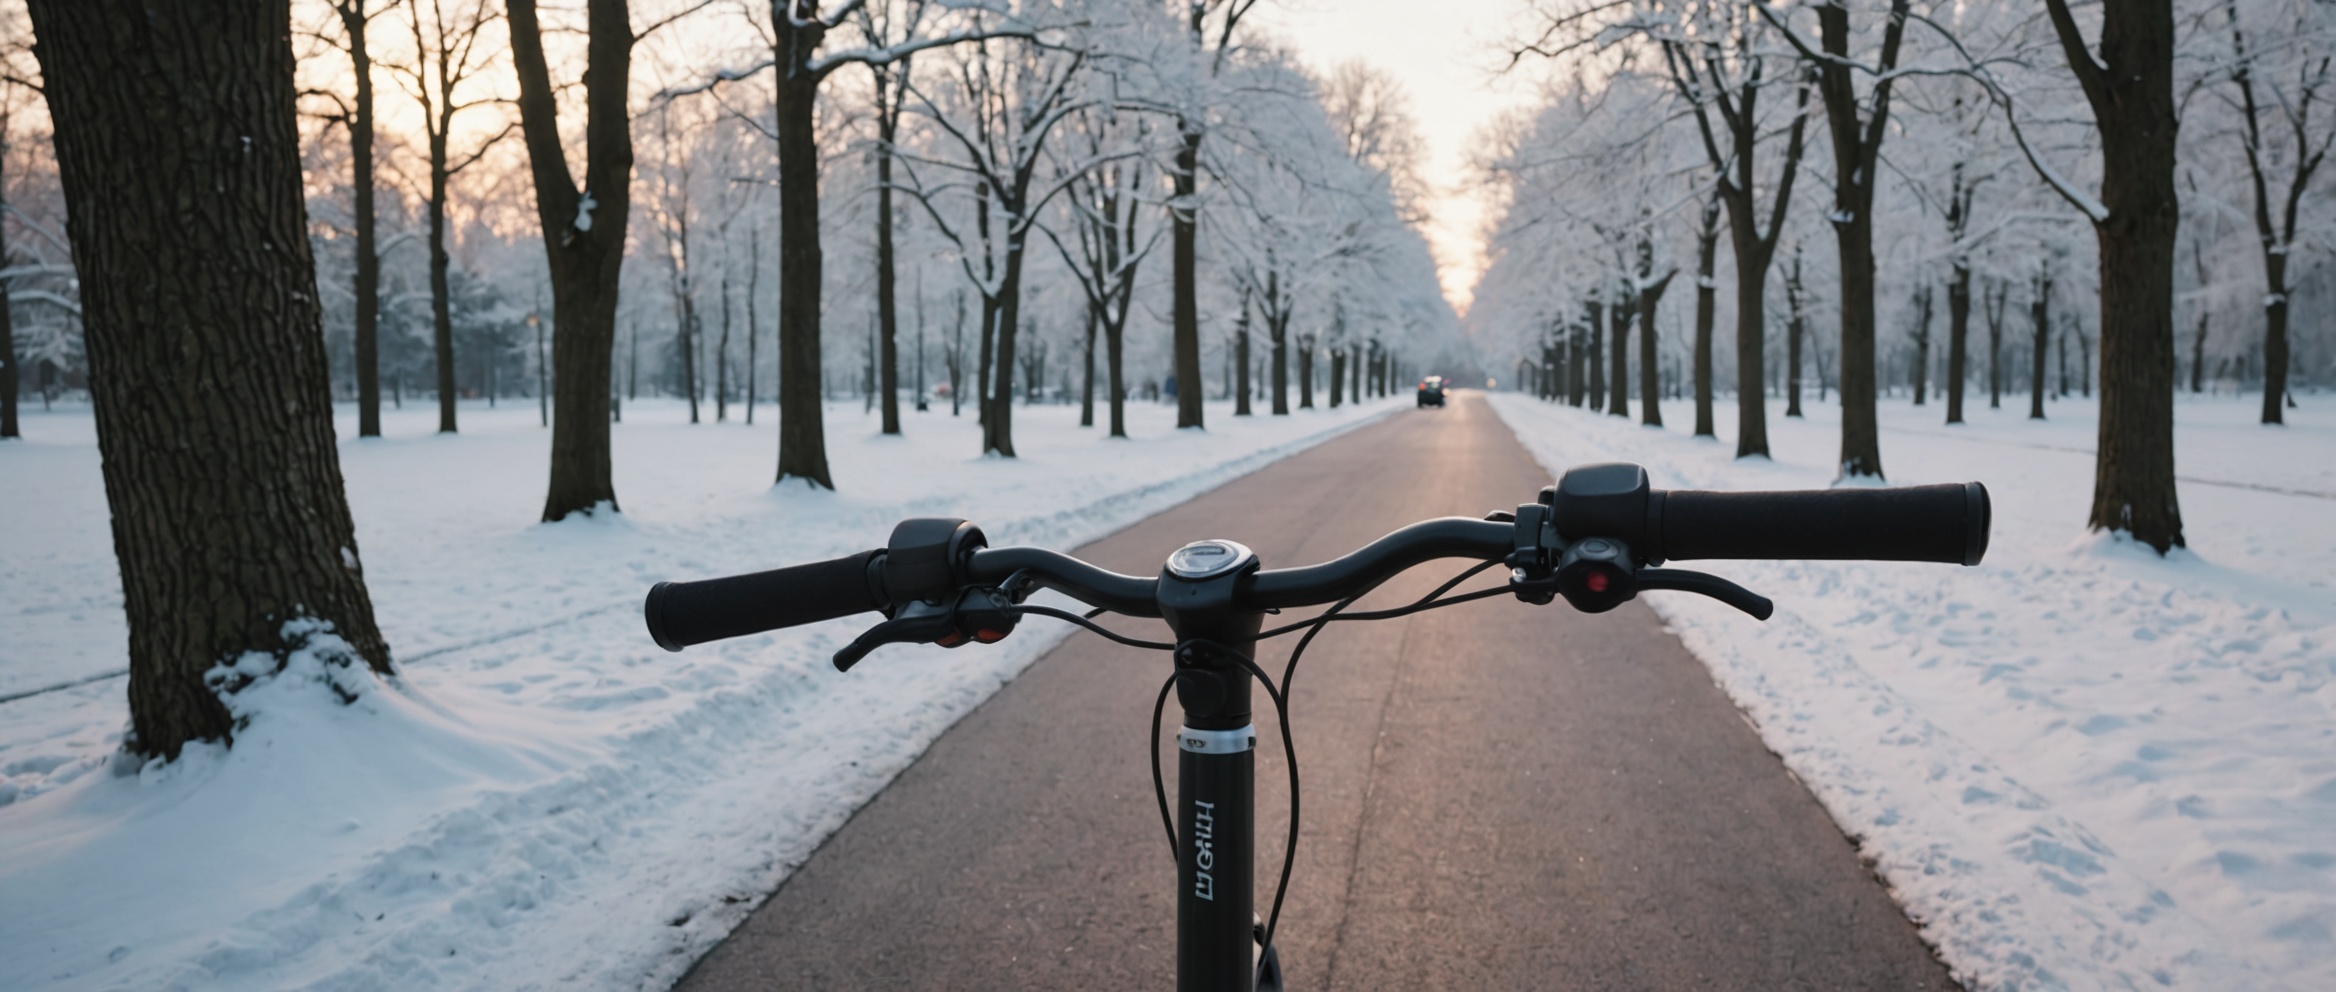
809 24 1036 76
1909 11 2109 223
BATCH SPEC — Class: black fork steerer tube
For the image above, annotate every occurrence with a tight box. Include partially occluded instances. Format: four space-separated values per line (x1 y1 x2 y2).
1160 555 1268 992
1179 728 1257 992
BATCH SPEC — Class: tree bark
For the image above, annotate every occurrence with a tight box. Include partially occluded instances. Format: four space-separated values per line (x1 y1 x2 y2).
1986 280 2005 409
509 0 628 519
716 263 733 421
1639 273 1670 427
746 229 761 423
428 123 457 432
340 1 382 438
1607 285 1630 418
1947 262 1970 423
2030 269 2051 420
28 0 392 757
1296 335 1314 409
773 53 833 485
982 238 1024 457
1080 302 1096 426
1785 253 1806 417
1270 294 1290 416
1328 348 1344 407
1911 284 1932 405
2042 0 2184 549
1234 310 1250 416
0 111 16 440
874 66 902 435
1801 0 1908 477
1588 302 1607 411
1171 125 1203 430
1693 196 1718 436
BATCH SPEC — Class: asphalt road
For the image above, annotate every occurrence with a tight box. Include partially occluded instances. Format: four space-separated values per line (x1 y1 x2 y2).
675 392 1957 991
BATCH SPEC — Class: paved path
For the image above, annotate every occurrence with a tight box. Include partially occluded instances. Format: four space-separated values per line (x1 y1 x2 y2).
676 393 1956 990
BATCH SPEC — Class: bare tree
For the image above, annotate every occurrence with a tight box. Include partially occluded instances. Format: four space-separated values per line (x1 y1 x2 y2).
642 101 707 424
1043 108 1157 439
2217 0 2333 424
1167 0 1263 431
1940 0 2185 549
302 1 390 437
26 0 391 758
1319 61 1428 224
898 29 1090 456
389 0 512 434
508 0 640 520
1760 0 1911 478
853 0 933 436
1785 245 1808 417
1691 190 1719 435
671 1 1032 488
1659 14 1813 459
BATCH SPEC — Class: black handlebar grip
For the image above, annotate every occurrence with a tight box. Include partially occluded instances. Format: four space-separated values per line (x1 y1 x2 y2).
645 550 888 652
1656 483 1990 565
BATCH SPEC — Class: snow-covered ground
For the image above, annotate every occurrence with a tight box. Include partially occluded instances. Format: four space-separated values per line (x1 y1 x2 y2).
0 394 1398 992
1489 389 2336 992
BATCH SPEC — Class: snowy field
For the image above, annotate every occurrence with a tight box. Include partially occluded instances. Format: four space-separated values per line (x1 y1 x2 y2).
1490 389 2335 992
0 394 1398 991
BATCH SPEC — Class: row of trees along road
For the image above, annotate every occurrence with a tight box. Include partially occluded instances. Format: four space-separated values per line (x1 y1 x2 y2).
1479 0 2336 555
1 0 1454 759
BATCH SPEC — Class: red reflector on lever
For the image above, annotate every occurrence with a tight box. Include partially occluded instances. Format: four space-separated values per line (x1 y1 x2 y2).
975 629 1006 643
1585 571 1611 593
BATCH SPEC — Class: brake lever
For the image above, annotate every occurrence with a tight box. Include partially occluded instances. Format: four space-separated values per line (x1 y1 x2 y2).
833 599 959 672
1636 568 1774 620
831 586 1024 672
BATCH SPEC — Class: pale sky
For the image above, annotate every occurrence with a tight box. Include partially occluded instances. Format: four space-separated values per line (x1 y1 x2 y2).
1247 0 1542 315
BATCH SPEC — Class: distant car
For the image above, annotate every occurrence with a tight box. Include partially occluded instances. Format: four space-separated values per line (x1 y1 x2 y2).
1417 376 1446 408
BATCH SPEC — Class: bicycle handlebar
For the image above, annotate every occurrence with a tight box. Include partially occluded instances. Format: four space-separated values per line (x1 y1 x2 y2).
645 550 887 651
1655 483 1988 565
641 467 1992 657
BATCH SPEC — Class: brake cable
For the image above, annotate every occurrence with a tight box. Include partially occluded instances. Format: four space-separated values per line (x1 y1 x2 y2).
1007 557 1517 978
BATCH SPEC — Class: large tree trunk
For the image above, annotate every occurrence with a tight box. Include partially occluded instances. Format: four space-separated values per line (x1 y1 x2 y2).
1639 278 1668 427
1297 337 1314 409
2030 270 2051 419
746 231 760 423
1607 290 1630 418
0 117 16 441
1911 284 1932 405
2045 0 2184 550
28 0 392 758
2091 144 2184 547
1730 233 1771 458
1810 0 1906 477
716 266 733 421
510 0 628 520
1692 198 1719 436
1946 262 1970 423
1080 302 1096 427
428 127 458 433
774 62 833 485
1270 317 1290 416
1567 317 1586 407
1234 308 1251 416
875 89 901 435
1832 207 1879 473
983 242 1025 457
1105 306 1126 437
1328 348 1344 407
1986 281 2005 409
1785 257 1806 418
342 1 382 438
1171 126 1203 429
